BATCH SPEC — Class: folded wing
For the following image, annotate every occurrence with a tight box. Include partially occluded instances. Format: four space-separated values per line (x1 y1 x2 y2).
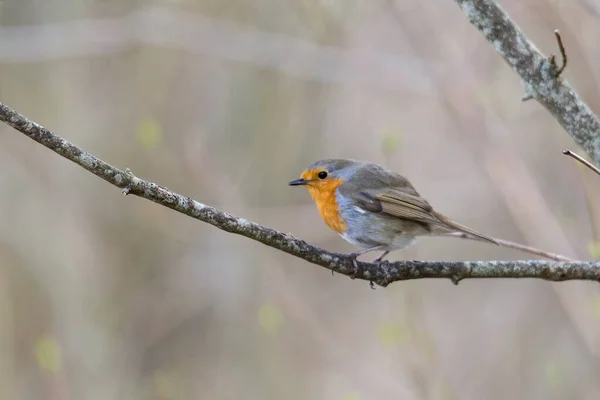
357 187 497 244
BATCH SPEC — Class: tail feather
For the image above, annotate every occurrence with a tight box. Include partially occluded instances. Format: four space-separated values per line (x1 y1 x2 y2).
430 210 499 246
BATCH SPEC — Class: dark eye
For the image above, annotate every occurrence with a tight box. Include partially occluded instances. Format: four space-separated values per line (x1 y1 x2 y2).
318 171 328 179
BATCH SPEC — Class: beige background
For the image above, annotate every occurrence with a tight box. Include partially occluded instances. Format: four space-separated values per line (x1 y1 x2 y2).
1 1 600 399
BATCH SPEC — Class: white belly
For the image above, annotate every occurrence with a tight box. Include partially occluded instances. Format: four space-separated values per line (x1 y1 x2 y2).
338 231 417 251
338 231 364 247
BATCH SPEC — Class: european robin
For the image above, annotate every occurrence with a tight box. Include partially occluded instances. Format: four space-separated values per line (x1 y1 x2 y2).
289 159 498 267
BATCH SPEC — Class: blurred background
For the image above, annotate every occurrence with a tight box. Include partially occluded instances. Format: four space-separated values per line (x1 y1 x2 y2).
1 0 600 399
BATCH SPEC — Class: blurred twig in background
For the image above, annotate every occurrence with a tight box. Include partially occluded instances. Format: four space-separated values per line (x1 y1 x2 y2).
0 6 432 94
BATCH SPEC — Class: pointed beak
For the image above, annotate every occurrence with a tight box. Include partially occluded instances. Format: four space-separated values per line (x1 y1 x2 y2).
288 178 309 186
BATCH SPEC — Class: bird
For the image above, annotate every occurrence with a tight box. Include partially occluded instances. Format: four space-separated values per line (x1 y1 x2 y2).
288 159 498 268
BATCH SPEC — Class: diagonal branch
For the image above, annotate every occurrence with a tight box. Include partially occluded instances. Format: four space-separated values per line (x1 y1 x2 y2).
454 0 600 168
0 102 598 287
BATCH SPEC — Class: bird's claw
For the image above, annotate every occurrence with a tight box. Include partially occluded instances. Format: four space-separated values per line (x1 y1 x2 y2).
350 256 359 280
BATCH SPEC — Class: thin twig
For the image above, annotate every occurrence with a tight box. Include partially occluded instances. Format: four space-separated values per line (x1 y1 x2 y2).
521 29 565 102
563 149 600 176
521 94 533 102
523 29 565 101
0 102 597 286
549 29 567 77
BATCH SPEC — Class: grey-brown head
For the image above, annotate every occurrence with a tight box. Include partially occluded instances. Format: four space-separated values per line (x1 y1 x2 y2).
288 158 361 186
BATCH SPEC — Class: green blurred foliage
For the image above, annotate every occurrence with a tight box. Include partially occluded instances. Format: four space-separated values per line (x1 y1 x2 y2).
258 302 285 334
34 335 61 373
376 321 407 348
136 117 163 150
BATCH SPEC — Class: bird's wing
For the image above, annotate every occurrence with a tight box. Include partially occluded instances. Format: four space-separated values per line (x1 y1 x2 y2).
337 163 440 224
354 187 497 244
339 163 497 244
354 187 442 226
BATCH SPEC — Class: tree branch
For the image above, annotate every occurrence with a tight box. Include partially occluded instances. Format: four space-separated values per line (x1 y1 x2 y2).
454 0 600 167
0 102 598 286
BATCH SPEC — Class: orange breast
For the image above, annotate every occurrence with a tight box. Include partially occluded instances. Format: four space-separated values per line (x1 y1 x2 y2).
306 179 346 234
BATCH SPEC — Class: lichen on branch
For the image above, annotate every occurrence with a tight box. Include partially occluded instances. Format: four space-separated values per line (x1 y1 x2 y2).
454 0 600 168
0 102 598 287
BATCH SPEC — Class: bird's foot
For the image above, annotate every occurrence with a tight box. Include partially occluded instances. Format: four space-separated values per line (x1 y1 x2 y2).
351 256 360 280
345 252 362 280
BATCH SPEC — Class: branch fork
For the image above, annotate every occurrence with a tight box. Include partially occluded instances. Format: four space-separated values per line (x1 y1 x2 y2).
523 29 567 102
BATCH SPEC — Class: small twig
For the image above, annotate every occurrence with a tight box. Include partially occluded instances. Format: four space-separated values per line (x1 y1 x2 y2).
521 94 533 102
548 29 567 77
563 149 600 177
523 29 566 102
